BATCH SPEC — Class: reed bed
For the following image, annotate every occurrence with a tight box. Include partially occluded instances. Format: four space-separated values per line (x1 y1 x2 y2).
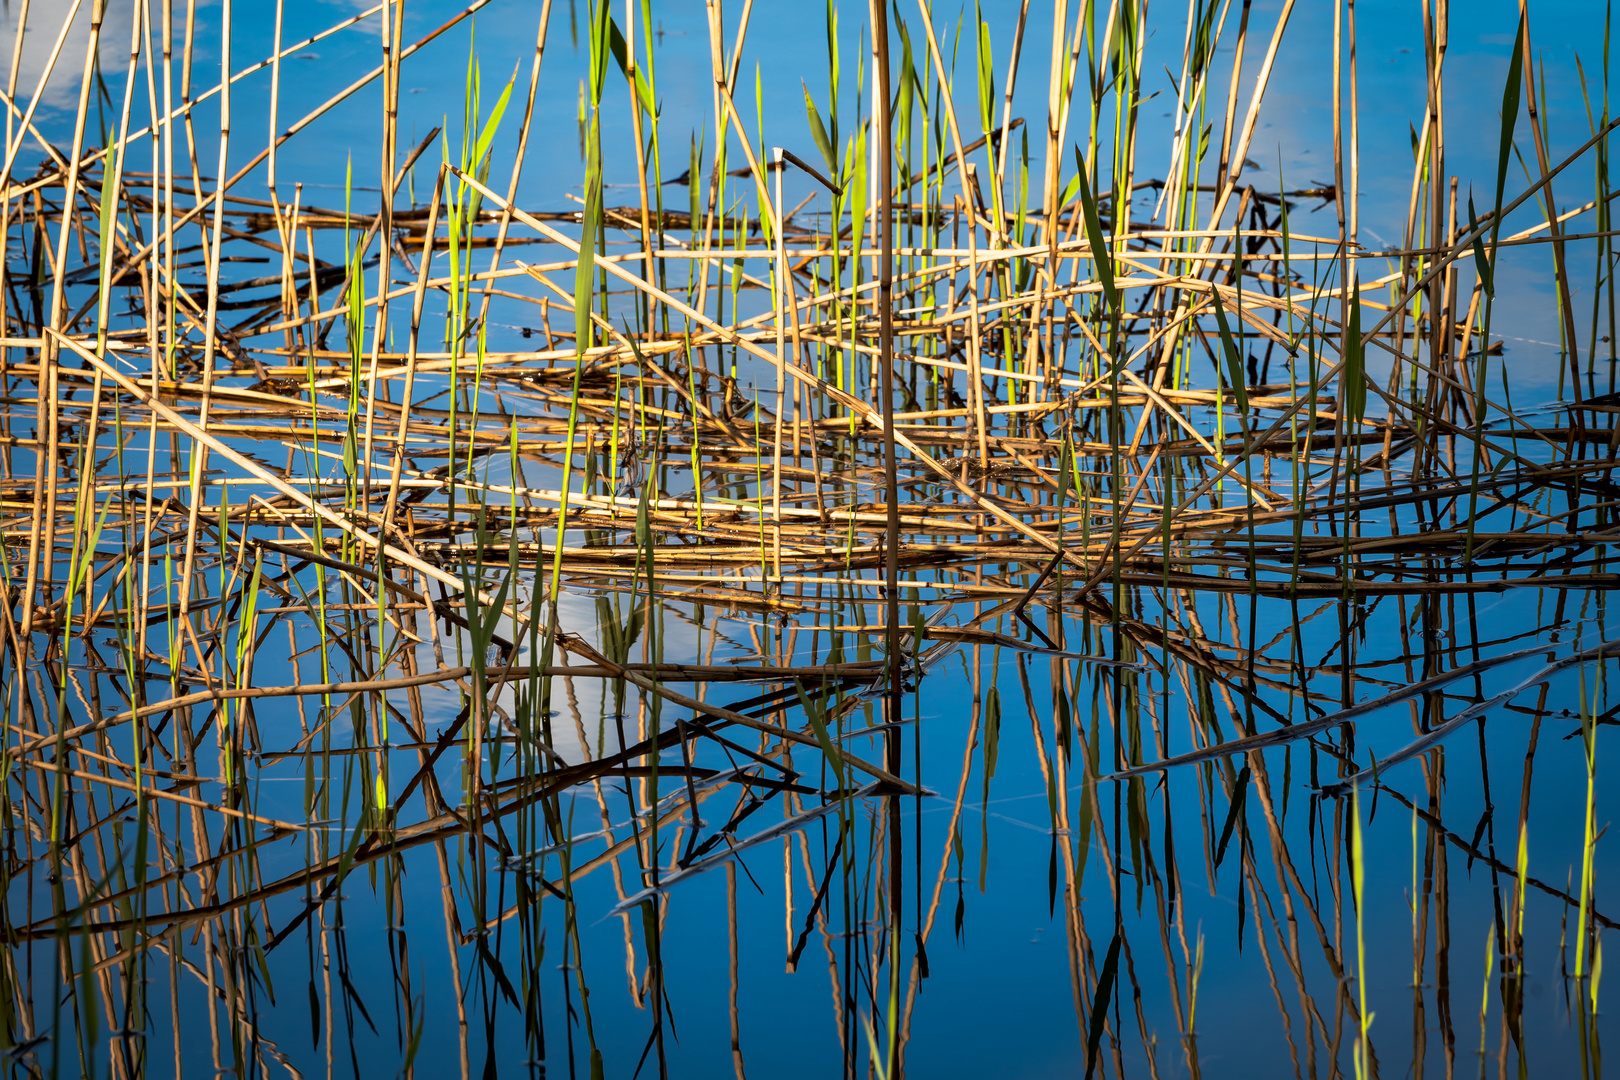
0 0 1613 1076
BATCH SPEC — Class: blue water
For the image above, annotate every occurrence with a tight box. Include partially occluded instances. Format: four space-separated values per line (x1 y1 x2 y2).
1 1 1617 1077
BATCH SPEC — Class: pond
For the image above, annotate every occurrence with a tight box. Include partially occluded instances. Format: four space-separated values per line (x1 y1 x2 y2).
0 0 1614 1077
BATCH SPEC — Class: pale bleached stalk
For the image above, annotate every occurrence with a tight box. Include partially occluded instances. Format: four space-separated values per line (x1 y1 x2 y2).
176 0 231 619
23 0 102 639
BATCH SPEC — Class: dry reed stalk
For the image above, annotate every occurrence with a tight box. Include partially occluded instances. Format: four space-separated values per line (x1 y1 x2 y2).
451 165 1087 565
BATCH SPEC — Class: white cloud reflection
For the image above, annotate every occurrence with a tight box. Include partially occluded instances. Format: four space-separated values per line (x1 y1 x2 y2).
0 0 136 116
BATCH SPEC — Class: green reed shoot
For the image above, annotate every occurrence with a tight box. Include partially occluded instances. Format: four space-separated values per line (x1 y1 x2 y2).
1351 782 1373 1080
1576 655 1600 979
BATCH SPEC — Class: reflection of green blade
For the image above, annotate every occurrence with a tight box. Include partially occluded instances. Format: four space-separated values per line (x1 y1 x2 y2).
1084 934 1122 1080
793 679 843 774
1213 765 1250 870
